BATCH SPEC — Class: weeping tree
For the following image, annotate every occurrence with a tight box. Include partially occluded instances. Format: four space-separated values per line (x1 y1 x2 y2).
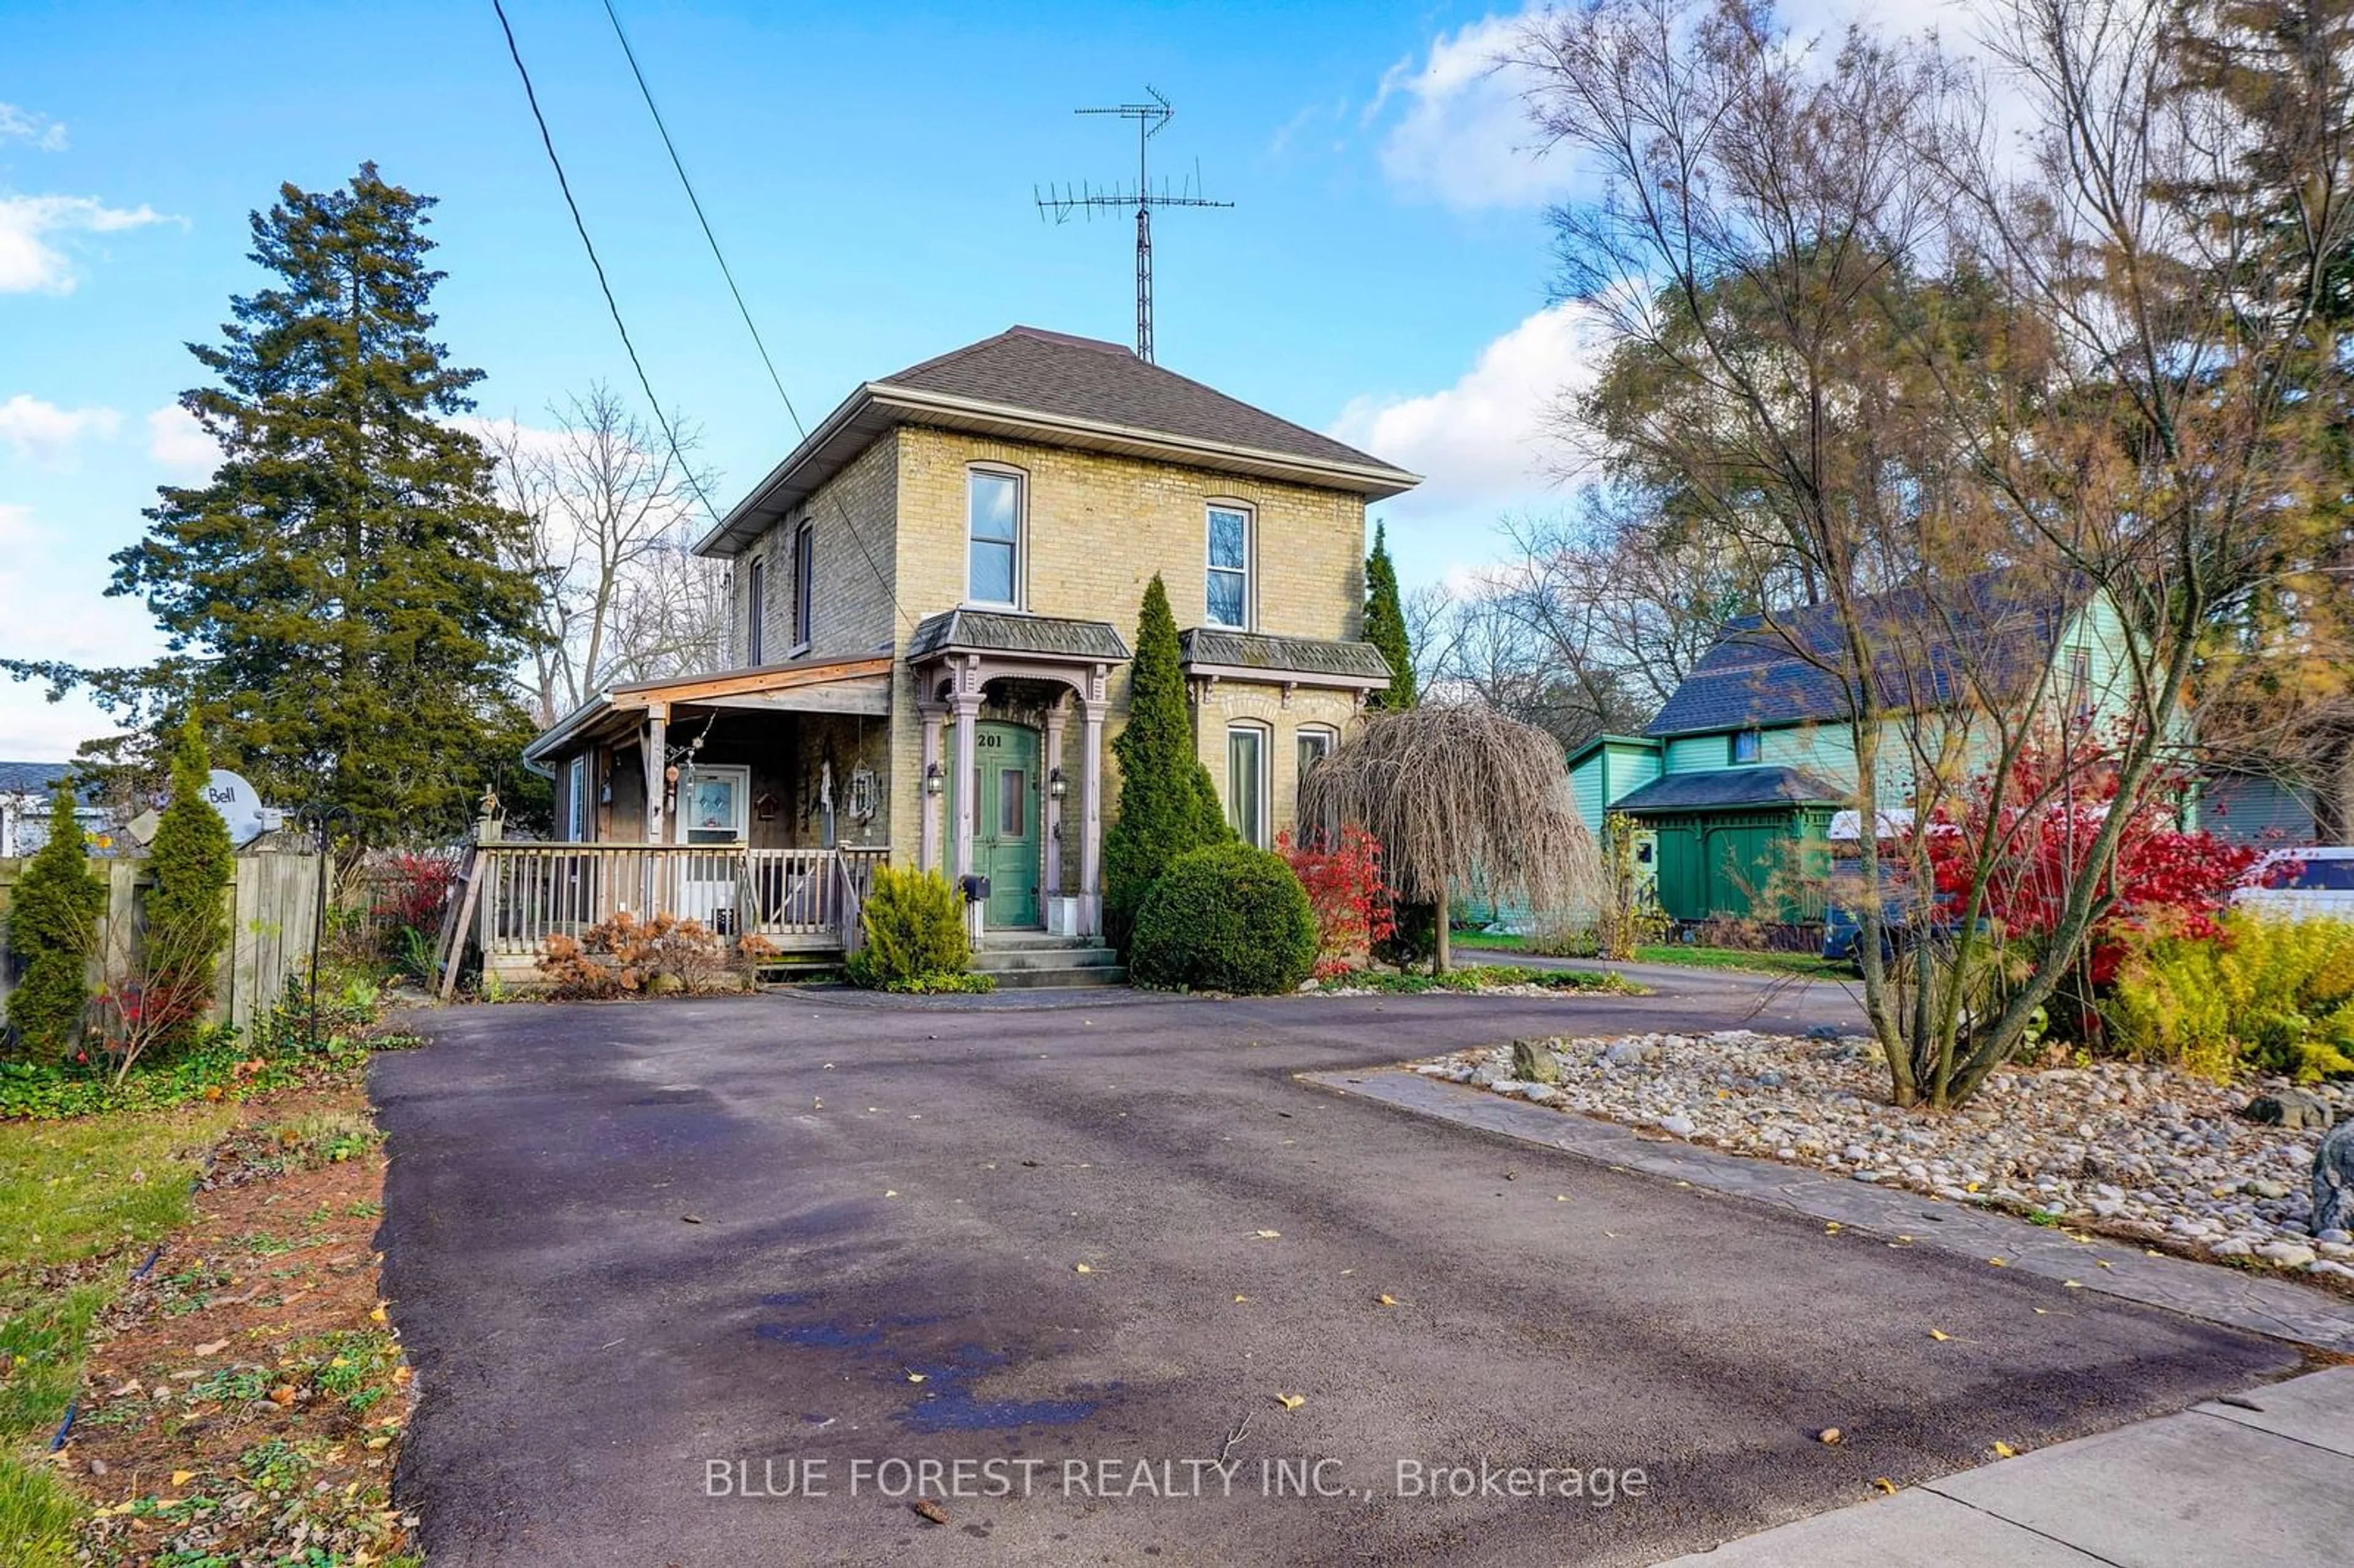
1300 704 1602 972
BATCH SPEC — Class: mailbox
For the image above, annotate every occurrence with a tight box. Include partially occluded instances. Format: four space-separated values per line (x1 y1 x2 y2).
959 873 991 903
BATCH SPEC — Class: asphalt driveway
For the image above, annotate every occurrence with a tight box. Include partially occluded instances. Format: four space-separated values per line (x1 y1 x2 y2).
373 976 2304 1566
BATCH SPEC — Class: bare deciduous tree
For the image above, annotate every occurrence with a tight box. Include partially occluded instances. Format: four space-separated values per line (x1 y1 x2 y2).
483 384 728 725
1519 0 2348 1105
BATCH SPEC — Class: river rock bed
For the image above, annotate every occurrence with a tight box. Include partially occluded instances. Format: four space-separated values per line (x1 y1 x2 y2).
1415 1030 2354 1285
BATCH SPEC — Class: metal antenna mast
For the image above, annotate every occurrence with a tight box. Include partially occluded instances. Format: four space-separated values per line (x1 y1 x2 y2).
1035 86 1230 363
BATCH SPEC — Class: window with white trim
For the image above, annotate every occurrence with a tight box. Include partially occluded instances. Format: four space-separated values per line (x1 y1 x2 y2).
1206 504 1251 629
1296 726 1336 844
967 468 1023 606
1730 729 1762 765
1227 723 1269 848
565 755 588 842
681 764 751 845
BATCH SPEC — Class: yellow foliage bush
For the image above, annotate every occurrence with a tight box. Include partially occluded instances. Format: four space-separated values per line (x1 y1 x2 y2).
2105 911 2354 1082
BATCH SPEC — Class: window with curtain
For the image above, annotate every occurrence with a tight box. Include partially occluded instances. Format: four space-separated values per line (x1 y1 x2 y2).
793 523 815 648
746 558 766 664
968 470 1021 606
1296 728 1335 844
1206 505 1250 628
1227 725 1267 848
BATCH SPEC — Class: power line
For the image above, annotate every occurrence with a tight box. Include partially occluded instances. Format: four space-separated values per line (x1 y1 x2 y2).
599 0 915 636
489 0 727 533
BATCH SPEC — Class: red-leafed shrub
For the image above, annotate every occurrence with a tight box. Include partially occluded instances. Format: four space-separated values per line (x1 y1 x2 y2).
1916 748 2263 984
1279 826 1398 978
373 851 460 937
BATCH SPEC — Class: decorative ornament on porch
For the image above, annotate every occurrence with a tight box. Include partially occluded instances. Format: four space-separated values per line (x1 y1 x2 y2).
753 791 779 822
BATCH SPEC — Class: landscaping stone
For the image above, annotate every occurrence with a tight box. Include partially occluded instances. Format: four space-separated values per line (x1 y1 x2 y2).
2245 1089 2334 1130
1415 1030 2354 1284
2317 1120 2354 1237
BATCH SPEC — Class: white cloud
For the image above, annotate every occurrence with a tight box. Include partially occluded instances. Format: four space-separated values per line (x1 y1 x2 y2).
0 194 175 294
0 102 68 153
1370 1 1990 211
145 403 220 473
1370 11 1574 211
0 394 121 465
0 501 35 547
1331 301 1609 519
0 504 159 761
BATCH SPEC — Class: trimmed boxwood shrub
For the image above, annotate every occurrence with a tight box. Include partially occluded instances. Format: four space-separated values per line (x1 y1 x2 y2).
847 864 973 989
1129 842 1317 995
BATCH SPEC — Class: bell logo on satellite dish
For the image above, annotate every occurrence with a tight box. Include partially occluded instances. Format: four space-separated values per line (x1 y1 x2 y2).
202 769 286 848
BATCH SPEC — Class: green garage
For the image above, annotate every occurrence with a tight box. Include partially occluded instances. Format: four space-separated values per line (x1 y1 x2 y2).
1609 768 1842 924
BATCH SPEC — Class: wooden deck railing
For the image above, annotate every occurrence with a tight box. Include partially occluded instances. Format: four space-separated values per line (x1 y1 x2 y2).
474 843 889 956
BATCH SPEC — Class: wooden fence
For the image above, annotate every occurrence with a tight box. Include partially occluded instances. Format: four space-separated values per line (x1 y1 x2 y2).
0 845 326 1037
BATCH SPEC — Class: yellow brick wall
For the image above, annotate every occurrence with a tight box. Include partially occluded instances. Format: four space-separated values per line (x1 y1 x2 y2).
731 431 901 666
1192 683 1362 847
728 422 1374 866
889 425 1366 642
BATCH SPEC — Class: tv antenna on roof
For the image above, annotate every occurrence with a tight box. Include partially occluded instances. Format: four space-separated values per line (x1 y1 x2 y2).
1035 86 1231 364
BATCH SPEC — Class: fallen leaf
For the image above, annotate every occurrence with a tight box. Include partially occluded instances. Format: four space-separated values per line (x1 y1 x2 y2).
912 1498 950 1526
906 1371 927 1383
1073 1263 1093 1274
1233 1295 1247 1303
1274 1393 1305 1410
1873 1477 1899 1496
1555 1194 1569 1202
268 1385 298 1406
1991 1441 2018 1458
1929 1330 1952 1342
2033 1307 2049 1315
1824 1222 1842 1233
1817 1427 1844 1445
192 1340 228 1357
1987 1257 2007 1268
883 1190 899 1200
1254 1230 1281 1240
1376 1294 1399 1307
2063 1280 2084 1289
369 1304 388 1325
680 1214 704 1225
171 1470 195 1486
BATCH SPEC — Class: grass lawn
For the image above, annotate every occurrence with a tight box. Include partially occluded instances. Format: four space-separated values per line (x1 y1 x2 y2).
1454 931 1852 981
0 1104 234 1566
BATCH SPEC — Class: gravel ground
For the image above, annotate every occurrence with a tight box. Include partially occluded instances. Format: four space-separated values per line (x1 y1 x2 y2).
1417 1031 2354 1288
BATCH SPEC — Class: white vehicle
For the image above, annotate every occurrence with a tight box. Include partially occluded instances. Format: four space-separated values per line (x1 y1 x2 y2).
2235 847 2354 923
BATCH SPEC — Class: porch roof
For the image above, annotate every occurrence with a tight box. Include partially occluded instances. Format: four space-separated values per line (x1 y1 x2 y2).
521 655 894 772
1610 765 1848 814
1178 628 1392 689
907 609 1130 664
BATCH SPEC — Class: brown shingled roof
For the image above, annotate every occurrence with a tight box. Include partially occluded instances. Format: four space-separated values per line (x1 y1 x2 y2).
880 327 1397 474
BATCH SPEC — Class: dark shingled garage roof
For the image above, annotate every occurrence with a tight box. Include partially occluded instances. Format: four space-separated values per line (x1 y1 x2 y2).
1178 628 1392 685
907 609 1130 664
1610 766 1848 813
1646 569 2078 738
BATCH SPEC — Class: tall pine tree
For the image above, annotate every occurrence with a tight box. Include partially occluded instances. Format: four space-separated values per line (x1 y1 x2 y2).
1103 574 1230 948
1363 520 1417 709
13 165 542 842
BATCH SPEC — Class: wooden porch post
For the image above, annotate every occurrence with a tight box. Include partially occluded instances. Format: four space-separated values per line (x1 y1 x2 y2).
1043 694 1068 911
951 679 981 942
642 704 669 845
1080 662 1108 940
918 701 946 874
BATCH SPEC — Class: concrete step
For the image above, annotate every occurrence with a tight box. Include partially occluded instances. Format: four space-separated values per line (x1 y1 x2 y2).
979 932 1100 951
972 944 1122 974
985 962 1129 989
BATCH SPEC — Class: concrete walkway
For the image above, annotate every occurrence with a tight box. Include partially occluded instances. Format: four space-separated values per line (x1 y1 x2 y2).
1654 1366 2354 1566
1312 1068 2354 1354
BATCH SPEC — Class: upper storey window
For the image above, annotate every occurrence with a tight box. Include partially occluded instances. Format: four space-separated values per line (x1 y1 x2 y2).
967 468 1023 606
1206 504 1251 628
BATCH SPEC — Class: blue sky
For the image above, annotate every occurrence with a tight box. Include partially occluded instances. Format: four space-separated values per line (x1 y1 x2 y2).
0 0 1929 759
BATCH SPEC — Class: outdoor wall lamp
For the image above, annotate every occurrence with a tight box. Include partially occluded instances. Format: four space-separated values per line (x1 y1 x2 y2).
1048 767 1067 801
924 762 943 797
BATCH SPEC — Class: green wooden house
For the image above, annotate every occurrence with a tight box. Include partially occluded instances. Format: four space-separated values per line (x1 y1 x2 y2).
1567 572 2142 926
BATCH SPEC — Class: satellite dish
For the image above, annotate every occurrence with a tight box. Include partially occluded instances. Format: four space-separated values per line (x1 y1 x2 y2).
202 769 286 848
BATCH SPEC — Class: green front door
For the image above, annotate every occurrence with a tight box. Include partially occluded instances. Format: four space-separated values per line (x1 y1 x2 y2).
966 721 1041 929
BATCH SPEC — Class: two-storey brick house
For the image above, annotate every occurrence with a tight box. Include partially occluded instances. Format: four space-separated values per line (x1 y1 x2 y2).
519 326 1417 953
